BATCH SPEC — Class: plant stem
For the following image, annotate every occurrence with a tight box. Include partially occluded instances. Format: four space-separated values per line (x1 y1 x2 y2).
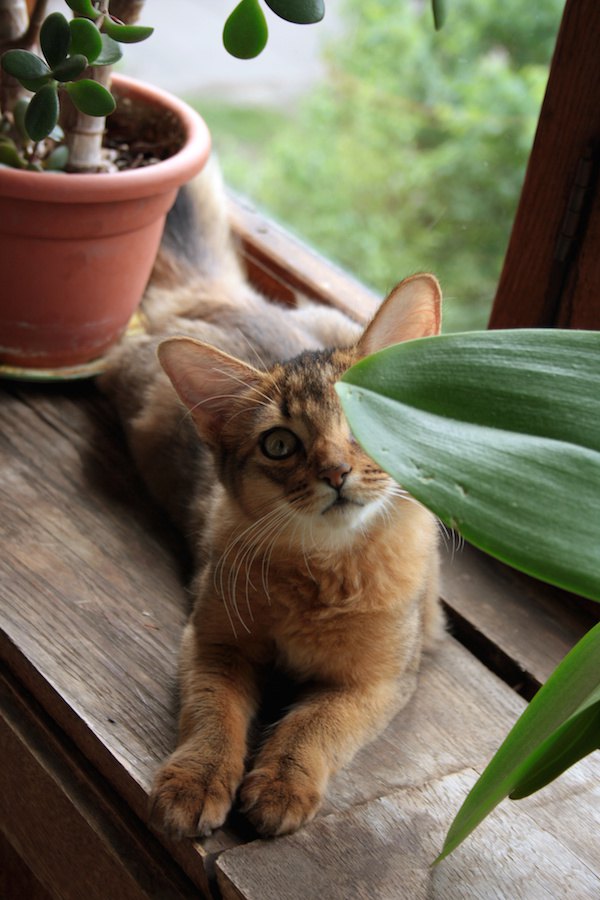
0 0 33 114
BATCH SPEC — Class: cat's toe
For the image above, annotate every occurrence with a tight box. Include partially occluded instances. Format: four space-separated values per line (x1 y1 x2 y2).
150 759 242 838
240 766 322 836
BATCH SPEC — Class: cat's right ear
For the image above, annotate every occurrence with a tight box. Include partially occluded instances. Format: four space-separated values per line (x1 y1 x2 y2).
357 273 442 358
158 338 263 444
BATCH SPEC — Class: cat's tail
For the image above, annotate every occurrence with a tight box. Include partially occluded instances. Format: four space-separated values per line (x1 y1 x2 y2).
139 154 245 329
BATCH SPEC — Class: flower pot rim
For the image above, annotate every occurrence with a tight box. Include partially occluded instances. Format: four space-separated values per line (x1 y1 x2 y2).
0 74 211 203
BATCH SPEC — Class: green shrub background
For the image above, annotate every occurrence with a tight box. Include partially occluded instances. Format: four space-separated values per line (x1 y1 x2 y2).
197 0 563 331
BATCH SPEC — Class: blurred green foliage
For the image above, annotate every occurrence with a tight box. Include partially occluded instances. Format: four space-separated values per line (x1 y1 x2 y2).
200 0 564 331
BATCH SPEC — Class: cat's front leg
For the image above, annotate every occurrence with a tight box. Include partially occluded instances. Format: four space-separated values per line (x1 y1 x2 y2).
241 676 413 835
150 623 260 838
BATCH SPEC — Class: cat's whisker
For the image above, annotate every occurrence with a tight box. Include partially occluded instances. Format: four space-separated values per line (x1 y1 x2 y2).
212 366 275 408
235 329 271 373
224 502 294 632
236 504 294 624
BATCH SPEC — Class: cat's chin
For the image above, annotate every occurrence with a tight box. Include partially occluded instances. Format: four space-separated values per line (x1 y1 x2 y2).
301 495 390 548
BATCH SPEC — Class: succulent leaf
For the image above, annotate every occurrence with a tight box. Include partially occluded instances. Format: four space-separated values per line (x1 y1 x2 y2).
93 34 123 66
223 0 269 59
69 18 103 64
25 83 60 141
264 0 325 24
65 0 99 18
40 12 72 68
101 19 154 44
1 50 51 82
65 79 116 116
52 54 89 83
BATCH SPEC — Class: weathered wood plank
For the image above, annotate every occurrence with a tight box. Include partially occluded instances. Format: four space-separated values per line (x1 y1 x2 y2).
440 542 597 693
217 768 600 900
1 673 200 900
228 192 380 323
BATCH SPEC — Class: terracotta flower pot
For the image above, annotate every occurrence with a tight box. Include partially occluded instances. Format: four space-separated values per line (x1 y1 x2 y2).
0 74 211 375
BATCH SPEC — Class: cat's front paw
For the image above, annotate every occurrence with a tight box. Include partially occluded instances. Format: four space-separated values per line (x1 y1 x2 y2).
149 756 243 838
240 762 322 836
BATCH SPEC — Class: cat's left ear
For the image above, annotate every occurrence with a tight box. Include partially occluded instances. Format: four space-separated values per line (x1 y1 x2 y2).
357 273 442 358
158 337 263 445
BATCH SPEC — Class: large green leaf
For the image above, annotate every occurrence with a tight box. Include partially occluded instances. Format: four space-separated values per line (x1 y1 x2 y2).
337 329 600 601
435 622 600 861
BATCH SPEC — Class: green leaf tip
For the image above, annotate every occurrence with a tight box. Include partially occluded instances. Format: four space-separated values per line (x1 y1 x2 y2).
437 621 600 860
432 0 447 30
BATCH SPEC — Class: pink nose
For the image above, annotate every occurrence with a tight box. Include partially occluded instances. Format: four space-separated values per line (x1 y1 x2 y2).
319 463 352 489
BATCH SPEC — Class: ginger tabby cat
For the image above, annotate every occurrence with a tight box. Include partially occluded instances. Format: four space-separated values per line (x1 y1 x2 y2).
102 162 444 839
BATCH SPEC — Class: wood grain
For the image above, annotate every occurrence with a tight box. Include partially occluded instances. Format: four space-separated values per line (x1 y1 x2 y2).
228 192 380 323
1 673 199 899
440 542 597 692
216 768 600 900
489 0 600 328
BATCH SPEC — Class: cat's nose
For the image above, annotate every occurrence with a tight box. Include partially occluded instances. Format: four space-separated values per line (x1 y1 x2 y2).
319 463 352 490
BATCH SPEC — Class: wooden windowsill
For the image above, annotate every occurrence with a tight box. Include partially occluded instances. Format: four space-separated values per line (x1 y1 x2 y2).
1 198 598 899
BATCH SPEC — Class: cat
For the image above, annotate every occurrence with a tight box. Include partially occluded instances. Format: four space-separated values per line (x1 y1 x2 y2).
101 160 444 839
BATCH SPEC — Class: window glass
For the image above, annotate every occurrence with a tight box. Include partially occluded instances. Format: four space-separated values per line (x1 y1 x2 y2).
128 0 564 332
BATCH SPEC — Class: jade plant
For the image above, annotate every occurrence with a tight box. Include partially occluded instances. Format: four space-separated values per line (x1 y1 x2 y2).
222 0 447 59
0 0 154 172
0 0 447 170
0 0 334 171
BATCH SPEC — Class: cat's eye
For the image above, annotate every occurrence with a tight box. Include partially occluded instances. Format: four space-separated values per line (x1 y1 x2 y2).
260 427 301 460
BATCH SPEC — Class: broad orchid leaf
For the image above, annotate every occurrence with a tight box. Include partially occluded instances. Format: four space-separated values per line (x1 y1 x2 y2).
25 83 59 141
65 79 116 116
264 0 325 24
40 12 71 68
223 0 269 59
101 19 154 44
1 49 51 82
69 18 103 64
65 0 98 17
337 329 600 601
435 622 600 861
509 696 600 799
94 34 123 67
52 53 88 83
432 0 447 30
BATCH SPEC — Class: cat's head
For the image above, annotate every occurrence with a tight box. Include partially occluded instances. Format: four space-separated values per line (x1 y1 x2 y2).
158 274 441 549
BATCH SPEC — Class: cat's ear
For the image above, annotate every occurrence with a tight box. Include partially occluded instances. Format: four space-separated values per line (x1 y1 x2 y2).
158 337 263 443
357 273 442 358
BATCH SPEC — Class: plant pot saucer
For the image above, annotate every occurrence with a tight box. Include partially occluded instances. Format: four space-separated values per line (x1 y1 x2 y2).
0 310 148 383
